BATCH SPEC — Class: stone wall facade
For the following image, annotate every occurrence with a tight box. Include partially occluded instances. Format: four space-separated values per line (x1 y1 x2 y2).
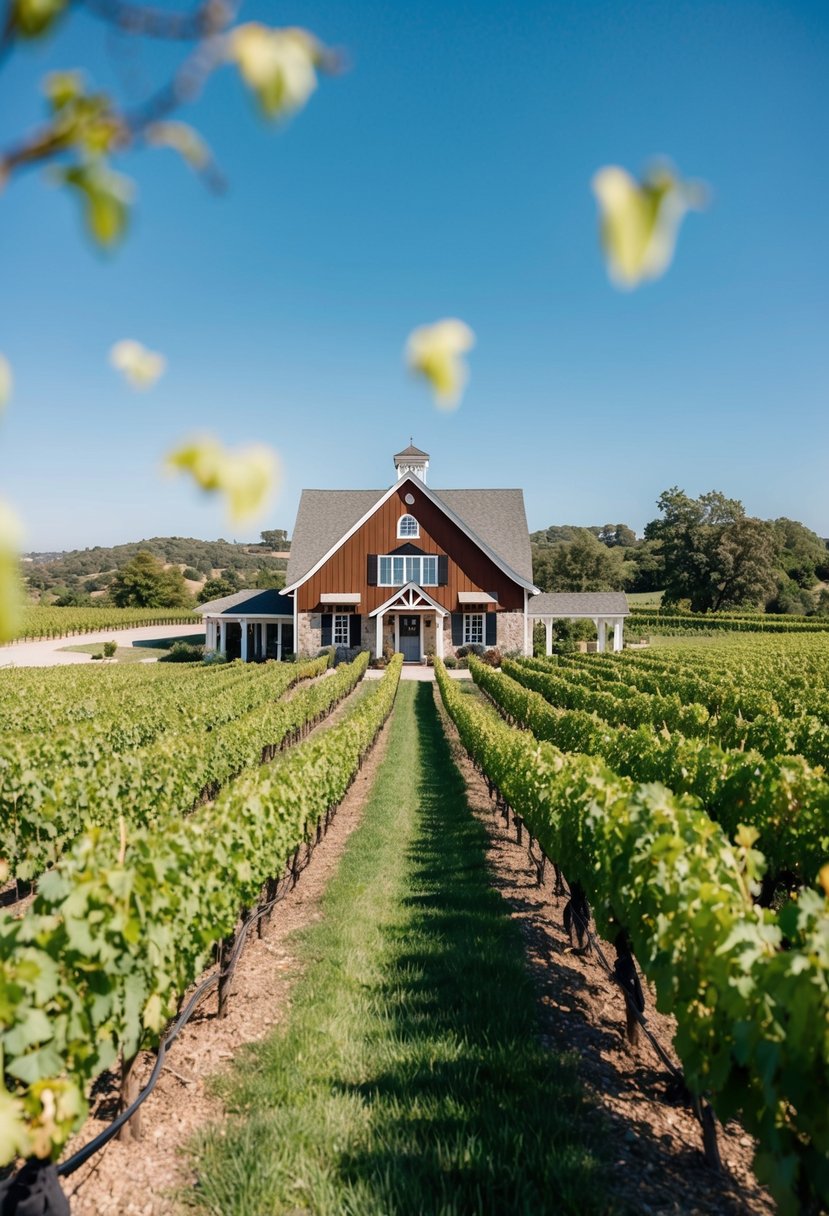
297 611 322 658
440 609 528 659
495 610 527 656
298 608 530 661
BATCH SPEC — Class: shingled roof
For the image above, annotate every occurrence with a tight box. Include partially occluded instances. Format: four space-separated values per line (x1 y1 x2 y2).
195 589 294 616
528 592 629 617
285 485 535 588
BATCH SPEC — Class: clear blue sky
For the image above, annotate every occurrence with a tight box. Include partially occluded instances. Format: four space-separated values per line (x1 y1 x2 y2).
1 0 827 551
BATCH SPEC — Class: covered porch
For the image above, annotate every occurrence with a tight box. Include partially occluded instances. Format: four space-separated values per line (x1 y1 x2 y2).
196 589 295 662
528 591 630 656
369 582 449 663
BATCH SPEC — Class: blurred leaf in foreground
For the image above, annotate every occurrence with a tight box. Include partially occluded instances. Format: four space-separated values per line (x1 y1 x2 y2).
11 0 68 38
229 24 328 120
406 318 476 410
592 162 708 289
57 162 134 249
109 340 167 390
165 436 279 523
0 356 12 412
0 501 23 644
145 121 210 171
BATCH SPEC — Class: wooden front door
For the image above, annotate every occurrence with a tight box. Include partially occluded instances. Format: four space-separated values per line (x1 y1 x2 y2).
399 614 420 662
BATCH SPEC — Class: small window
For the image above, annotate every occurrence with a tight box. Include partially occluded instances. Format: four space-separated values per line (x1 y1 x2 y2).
333 614 350 645
464 613 484 645
397 514 419 538
421 555 437 585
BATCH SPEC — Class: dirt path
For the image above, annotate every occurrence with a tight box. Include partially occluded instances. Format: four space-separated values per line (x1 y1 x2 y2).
0 624 204 667
61 703 395 1216
434 686 775 1216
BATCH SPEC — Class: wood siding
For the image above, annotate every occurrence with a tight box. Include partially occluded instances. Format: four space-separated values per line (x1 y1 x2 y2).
297 482 524 613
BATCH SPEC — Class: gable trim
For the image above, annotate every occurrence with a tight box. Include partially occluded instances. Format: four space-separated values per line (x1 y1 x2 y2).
368 582 449 617
283 474 539 595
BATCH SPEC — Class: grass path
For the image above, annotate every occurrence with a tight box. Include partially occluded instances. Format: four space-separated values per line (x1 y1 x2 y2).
185 682 612 1215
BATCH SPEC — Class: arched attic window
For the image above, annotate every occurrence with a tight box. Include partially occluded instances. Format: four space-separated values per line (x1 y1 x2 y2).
397 513 419 539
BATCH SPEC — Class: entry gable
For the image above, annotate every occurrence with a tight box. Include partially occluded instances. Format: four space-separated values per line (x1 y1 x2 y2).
369 582 449 617
285 473 537 595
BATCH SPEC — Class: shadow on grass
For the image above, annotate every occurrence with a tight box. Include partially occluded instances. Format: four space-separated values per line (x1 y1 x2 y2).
328 684 610 1214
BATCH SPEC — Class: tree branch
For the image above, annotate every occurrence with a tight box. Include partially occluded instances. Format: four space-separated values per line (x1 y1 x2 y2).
80 0 236 41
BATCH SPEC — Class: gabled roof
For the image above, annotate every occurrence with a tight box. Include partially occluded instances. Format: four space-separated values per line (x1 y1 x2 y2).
394 443 429 459
528 592 629 617
284 478 536 591
195 589 294 616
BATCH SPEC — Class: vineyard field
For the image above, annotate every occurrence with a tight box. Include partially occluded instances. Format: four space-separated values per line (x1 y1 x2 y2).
449 636 829 1212
0 651 400 1168
4 605 201 643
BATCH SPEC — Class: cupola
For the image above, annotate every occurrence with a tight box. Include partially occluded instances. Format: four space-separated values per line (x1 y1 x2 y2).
393 442 430 484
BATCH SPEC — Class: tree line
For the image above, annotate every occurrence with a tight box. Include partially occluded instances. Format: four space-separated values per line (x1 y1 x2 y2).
532 488 829 614
23 531 291 607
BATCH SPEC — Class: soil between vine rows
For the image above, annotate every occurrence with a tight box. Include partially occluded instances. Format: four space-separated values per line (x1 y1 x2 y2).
64 676 776 1215
434 685 776 1216
61 688 395 1216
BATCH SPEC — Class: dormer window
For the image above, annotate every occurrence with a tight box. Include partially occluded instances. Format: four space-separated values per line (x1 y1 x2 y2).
397 514 419 539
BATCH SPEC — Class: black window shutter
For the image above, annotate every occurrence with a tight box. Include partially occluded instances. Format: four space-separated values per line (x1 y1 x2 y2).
485 612 497 647
367 554 378 586
451 613 464 646
350 614 362 647
320 613 332 646
438 555 448 586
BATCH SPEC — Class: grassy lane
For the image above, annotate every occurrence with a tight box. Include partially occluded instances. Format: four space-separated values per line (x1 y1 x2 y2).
185 682 612 1215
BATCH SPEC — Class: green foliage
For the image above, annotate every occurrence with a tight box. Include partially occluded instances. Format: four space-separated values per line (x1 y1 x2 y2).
0 654 341 880
645 488 779 611
182 567 201 582
102 640 117 658
253 565 286 590
470 653 829 890
259 528 290 549
109 550 192 609
532 528 626 593
158 641 204 663
186 681 609 1214
23 535 289 600
436 657 829 1214
197 573 240 604
0 654 399 1163
7 605 198 642
10 0 68 38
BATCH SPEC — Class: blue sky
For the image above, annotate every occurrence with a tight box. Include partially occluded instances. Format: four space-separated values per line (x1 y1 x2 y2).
1 0 827 550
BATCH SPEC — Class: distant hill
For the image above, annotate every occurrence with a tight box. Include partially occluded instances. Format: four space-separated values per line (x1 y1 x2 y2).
23 535 292 600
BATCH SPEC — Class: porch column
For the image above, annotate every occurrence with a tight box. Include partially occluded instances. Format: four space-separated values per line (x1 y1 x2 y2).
375 611 384 659
597 619 607 654
219 619 227 655
613 618 624 652
436 614 445 659
240 621 248 662
545 619 553 656
277 621 282 662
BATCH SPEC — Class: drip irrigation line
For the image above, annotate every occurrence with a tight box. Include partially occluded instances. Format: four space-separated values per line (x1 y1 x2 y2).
58 860 298 1179
52 681 397 1188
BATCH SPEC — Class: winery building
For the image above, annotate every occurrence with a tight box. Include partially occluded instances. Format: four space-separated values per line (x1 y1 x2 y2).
197 446 629 662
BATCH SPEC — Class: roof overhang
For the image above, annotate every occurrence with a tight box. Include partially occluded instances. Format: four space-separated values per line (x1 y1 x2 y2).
319 592 361 604
458 591 497 605
200 612 293 620
369 582 449 617
284 473 539 596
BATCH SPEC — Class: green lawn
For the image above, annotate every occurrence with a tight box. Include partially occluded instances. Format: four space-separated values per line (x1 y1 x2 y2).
60 633 205 663
626 590 664 606
185 682 611 1215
